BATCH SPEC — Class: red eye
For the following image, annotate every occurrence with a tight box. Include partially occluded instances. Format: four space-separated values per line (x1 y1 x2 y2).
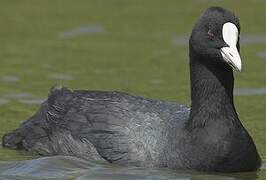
208 30 214 37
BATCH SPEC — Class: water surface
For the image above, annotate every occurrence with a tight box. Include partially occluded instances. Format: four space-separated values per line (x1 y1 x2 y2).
0 156 264 180
0 0 265 179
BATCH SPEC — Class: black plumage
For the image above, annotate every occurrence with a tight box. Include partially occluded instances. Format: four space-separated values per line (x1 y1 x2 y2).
2 7 261 172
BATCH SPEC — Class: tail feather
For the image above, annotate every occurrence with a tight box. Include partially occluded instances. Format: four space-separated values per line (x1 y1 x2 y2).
2 87 73 153
2 101 49 151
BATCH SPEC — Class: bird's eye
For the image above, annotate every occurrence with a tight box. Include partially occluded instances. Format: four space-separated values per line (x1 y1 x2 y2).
207 30 214 38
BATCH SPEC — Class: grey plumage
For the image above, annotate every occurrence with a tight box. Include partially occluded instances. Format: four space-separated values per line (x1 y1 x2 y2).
4 88 189 167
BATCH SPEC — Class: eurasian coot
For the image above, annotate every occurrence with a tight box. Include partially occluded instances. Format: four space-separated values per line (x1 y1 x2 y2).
2 7 261 172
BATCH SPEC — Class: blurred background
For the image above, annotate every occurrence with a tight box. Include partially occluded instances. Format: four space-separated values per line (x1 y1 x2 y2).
0 0 265 178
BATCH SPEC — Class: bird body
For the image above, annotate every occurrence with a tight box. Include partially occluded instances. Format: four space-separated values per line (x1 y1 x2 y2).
4 88 190 167
2 7 261 172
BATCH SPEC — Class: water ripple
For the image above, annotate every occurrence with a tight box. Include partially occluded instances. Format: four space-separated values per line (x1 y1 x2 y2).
234 88 266 96
2 75 20 82
49 73 74 81
59 25 104 39
257 51 266 58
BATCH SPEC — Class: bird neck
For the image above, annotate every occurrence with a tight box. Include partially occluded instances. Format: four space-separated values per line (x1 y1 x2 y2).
187 53 240 130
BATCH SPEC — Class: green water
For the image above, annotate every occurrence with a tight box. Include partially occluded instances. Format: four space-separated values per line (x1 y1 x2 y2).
0 0 265 178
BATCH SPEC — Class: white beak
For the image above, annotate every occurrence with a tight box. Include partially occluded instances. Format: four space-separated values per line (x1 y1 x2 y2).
221 22 242 72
